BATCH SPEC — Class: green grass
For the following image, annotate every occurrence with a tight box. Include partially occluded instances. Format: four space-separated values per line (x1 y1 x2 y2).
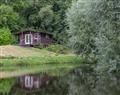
0 45 83 78
0 55 81 65
0 55 83 78
0 45 56 57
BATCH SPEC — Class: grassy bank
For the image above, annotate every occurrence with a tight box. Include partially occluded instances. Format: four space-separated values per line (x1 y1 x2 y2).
0 45 83 78
0 55 81 65
0 45 56 57
0 55 82 78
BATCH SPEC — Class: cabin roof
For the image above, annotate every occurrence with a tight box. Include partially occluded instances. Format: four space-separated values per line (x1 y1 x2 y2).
15 28 53 36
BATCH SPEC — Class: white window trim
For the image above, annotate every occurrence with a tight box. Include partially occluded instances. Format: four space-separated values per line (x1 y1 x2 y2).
25 34 33 45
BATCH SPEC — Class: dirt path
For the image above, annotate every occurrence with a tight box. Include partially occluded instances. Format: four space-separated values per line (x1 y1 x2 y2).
0 45 55 57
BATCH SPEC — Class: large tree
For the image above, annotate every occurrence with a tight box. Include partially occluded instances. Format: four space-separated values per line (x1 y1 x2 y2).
0 4 22 32
67 0 97 62
67 0 120 72
93 0 120 72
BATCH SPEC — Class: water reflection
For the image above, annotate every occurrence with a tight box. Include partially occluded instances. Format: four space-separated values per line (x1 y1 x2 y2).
19 74 54 90
9 74 55 95
67 69 120 95
0 68 120 95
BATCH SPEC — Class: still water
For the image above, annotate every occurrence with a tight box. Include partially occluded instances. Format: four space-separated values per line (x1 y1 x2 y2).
0 67 120 95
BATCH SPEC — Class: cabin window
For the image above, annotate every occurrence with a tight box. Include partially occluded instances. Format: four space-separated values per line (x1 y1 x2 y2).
25 34 33 45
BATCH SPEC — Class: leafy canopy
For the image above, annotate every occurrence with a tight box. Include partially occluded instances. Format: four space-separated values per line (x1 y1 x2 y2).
0 27 13 45
67 0 120 72
0 4 20 31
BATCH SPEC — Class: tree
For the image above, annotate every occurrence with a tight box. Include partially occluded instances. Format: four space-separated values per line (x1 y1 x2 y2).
67 0 120 72
0 27 13 45
92 0 120 72
29 5 54 32
0 5 20 32
66 0 96 62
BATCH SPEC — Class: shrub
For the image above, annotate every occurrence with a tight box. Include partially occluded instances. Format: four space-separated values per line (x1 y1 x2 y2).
12 36 19 45
34 43 44 49
0 27 13 45
45 44 70 54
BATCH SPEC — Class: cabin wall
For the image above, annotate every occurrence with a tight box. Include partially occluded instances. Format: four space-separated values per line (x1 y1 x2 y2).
40 33 53 46
32 33 40 45
19 33 25 45
19 32 53 46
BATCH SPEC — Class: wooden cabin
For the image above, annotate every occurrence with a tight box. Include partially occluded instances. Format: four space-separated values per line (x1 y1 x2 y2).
15 30 53 46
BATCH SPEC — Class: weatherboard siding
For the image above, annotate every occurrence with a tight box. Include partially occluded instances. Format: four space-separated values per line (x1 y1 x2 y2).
18 32 53 46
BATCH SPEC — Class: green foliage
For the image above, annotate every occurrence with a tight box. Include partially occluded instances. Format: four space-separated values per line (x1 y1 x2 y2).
34 43 44 49
0 78 14 94
45 45 70 54
67 0 96 62
0 27 13 45
30 5 54 32
0 0 73 44
92 0 120 73
0 4 21 31
67 0 120 72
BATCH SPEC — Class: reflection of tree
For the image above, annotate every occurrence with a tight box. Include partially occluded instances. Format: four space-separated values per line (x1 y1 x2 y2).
67 68 120 95
67 68 96 95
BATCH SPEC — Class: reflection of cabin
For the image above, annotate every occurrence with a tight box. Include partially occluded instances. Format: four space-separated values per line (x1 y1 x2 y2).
19 74 54 91
15 30 53 46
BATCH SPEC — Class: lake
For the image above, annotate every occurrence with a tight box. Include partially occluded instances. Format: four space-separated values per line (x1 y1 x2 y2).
0 66 120 95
